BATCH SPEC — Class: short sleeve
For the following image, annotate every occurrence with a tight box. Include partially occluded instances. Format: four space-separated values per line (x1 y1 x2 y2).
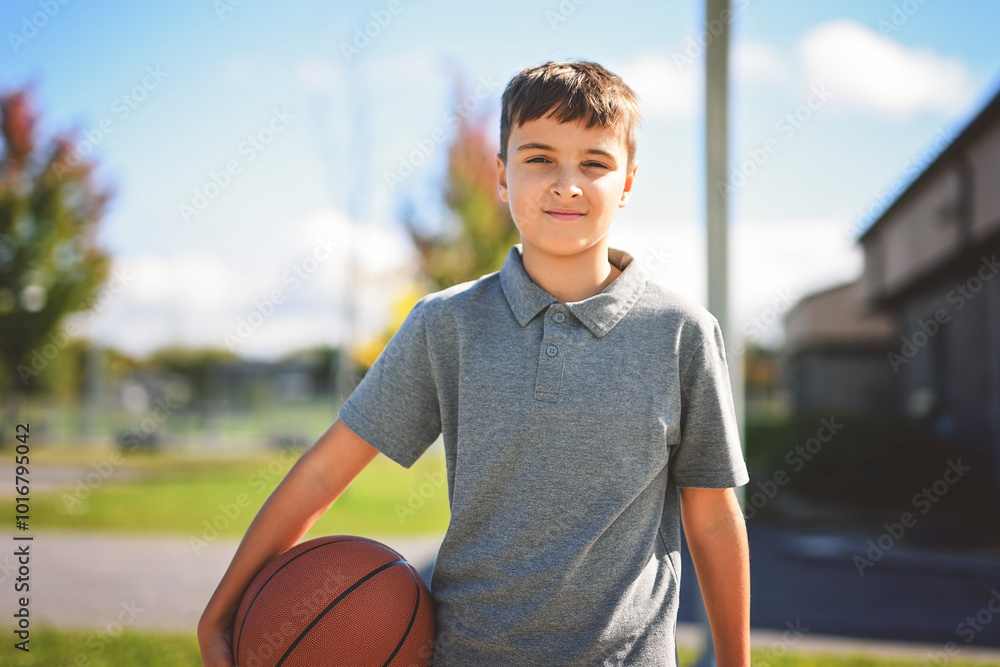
337 295 442 469
669 317 750 488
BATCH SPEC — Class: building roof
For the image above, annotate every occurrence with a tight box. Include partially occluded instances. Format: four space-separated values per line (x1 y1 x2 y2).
857 80 1000 244
783 278 896 354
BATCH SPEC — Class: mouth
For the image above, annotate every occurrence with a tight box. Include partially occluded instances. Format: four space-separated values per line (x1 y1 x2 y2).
545 210 585 221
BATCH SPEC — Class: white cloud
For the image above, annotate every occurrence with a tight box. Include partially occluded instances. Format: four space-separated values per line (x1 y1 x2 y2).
612 217 863 349
617 52 699 118
294 56 343 93
734 40 790 85
124 253 238 313
78 209 418 360
797 19 976 117
731 217 863 346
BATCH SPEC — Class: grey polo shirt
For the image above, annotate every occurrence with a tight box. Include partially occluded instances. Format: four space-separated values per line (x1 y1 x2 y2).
338 243 749 666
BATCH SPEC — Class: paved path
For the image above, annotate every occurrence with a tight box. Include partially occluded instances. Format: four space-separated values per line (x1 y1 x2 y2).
3 528 1000 662
0 530 441 634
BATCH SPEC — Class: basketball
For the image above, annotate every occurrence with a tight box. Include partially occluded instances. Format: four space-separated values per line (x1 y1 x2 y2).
232 535 436 666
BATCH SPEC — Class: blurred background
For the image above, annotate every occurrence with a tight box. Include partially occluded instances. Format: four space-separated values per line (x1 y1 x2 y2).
2 0 1000 665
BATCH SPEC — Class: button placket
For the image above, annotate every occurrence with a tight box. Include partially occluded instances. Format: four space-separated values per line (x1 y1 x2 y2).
536 307 569 401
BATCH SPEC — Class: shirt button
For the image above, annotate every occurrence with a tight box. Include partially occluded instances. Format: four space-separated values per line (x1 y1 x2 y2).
546 345 558 357
553 312 566 323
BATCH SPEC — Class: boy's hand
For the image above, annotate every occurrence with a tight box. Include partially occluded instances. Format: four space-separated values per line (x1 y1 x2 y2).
197 609 237 667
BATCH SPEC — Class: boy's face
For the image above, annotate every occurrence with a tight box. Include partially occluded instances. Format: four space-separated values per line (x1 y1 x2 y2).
496 112 637 261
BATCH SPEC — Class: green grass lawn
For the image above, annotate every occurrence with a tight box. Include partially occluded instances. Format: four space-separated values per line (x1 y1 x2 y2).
28 443 451 539
0 624 202 666
0 624 990 667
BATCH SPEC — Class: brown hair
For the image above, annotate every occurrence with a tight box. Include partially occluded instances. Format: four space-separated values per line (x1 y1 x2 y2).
498 60 642 168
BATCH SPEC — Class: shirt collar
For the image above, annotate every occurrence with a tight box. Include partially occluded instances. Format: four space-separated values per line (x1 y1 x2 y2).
499 243 647 338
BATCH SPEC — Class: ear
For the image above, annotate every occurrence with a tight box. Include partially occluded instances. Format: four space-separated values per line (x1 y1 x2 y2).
619 160 638 207
496 153 509 202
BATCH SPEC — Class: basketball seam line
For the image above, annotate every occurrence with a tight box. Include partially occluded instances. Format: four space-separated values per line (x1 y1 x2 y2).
235 537 377 666
382 563 425 667
275 558 406 667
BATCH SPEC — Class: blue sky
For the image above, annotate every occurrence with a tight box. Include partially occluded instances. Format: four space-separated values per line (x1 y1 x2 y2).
2 0 999 359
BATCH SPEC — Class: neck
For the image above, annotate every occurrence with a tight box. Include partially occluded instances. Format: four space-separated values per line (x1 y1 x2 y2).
519 240 622 304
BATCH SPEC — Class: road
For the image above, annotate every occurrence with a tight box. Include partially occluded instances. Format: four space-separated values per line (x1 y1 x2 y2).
680 520 1000 652
2 522 1000 662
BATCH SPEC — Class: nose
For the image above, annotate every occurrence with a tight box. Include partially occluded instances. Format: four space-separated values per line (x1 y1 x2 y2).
551 167 582 199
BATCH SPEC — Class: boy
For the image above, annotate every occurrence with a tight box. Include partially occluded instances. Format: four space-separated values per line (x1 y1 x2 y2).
199 60 750 667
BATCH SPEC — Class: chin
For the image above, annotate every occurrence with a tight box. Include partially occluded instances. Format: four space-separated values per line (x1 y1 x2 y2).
531 238 597 257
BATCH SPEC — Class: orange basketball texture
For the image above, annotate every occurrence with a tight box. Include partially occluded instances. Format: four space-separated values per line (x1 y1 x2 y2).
233 535 436 667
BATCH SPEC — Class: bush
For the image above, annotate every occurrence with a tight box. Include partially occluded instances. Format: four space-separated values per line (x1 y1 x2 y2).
745 410 998 544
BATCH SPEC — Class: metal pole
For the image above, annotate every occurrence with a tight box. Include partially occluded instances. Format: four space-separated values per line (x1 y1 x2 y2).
695 0 739 665
704 0 745 510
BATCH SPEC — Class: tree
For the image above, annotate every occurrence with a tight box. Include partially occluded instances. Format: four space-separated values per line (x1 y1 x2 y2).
144 346 239 437
402 80 521 291
146 346 239 404
353 78 521 373
0 85 114 400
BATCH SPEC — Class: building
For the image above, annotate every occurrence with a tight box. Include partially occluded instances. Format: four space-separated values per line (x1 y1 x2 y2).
781 87 1000 489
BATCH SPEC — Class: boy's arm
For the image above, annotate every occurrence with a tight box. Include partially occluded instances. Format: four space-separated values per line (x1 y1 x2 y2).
679 486 750 667
198 418 379 666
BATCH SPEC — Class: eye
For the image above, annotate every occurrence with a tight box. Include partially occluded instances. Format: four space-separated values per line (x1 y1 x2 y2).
584 162 608 169
526 156 550 163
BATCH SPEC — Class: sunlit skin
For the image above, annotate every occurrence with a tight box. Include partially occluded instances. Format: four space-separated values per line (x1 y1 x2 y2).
496 112 638 304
